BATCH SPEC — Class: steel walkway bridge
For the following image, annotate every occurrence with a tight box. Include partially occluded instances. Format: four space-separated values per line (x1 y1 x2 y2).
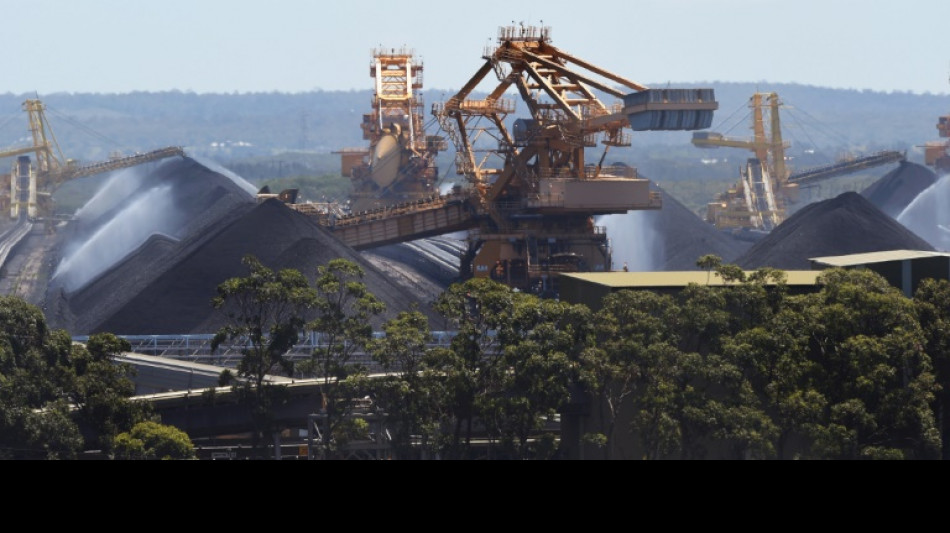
73 331 461 377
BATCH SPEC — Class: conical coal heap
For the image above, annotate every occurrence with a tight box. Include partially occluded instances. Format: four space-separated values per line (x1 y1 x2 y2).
45 157 449 336
84 199 445 335
736 191 935 270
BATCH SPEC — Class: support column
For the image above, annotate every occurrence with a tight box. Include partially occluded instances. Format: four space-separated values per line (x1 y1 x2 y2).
28 166 36 220
9 161 16 219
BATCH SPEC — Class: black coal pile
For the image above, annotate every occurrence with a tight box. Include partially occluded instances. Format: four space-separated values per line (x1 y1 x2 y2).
735 191 935 271
44 156 451 335
85 200 447 334
861 160 937 219
654 185 754 269
45 155 259 334
362 236 464 305
600 183 753 271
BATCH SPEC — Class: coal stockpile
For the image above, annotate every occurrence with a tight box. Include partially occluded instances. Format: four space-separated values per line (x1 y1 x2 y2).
735 191 936 271
861 160 937 219
85 199 448 335
362 236 464 306
600 183 753 271
44 157 450 336
45 155 260 334
653 185 753 270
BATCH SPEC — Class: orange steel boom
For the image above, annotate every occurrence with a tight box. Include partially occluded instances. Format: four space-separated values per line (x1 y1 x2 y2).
295 25 718 296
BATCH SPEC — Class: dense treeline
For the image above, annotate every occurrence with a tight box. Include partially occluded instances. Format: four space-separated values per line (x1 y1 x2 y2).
206 255 949 460
4 252 949 459
0 297 194 459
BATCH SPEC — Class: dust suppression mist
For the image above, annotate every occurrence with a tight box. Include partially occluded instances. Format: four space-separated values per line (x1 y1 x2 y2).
598 210 664 271
52 182 182 292
897 174 950 252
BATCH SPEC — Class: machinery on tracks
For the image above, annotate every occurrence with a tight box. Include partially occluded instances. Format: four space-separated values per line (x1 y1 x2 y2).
0 99 184 226
693 91 904 234
334 47 447 213
297 25 718 295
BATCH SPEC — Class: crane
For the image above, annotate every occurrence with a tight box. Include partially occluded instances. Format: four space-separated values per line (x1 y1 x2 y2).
291 25 718 296
693 92 904 233
0 99 184 224
334 48 447 213
434 24 717 293
693 92 790 231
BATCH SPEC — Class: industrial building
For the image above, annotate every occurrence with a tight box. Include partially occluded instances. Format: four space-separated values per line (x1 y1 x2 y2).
559 269 823 311
810 250 950 297
559 249 950 312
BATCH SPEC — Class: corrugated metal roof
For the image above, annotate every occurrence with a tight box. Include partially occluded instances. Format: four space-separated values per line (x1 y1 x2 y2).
561 271 823 288
810 250 950 267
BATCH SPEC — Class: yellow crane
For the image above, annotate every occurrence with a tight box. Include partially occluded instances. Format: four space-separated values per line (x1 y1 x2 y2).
693 92 790 231
923 72 950 173
693 92 904 233
925 114 950 172
0 99 184 223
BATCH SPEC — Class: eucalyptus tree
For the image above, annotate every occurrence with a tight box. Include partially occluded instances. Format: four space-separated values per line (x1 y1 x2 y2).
302 258 385 459
721 301 822 459
432 278 521 458
489 295 591 459
430 278 591 459
581 289 684 459
211 254 316 457
368 308 444 459
698 267 792 459
0 296 83 459
70 332 152 454
914 278 950 459
798 268 940 459
114 420 196 460
0 296 147 459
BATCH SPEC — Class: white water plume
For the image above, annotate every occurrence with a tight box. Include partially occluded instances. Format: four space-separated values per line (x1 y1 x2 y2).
189 155 258 196
75 165 150 221
53 183 181 292
598 211 664 271
896 174 950 252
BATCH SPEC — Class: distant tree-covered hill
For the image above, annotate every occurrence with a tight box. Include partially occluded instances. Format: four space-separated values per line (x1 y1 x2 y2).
1 83 945 159
1 83 946 216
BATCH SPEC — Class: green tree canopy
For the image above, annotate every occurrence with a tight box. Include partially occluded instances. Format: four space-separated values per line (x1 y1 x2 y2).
211 254 316 457
302 258 385 458
0 297 149 459
114 420 196 460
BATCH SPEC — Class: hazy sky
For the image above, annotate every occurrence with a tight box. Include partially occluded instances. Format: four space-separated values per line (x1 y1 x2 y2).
4 0 949 96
